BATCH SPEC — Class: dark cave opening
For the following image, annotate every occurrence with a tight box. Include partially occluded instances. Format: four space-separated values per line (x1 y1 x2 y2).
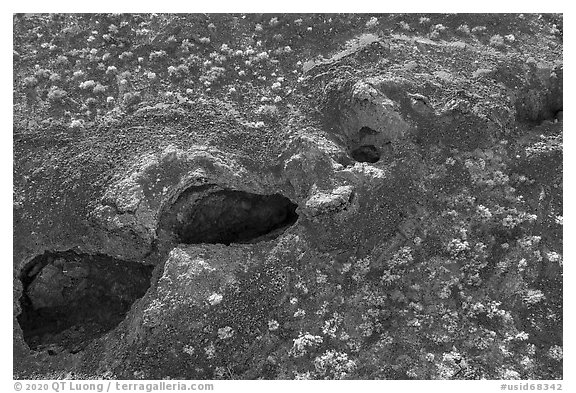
162 188 299 245
358 126 378 137
350 145 381 163
554 109 563 122
515 91 563 126
17 251 153 355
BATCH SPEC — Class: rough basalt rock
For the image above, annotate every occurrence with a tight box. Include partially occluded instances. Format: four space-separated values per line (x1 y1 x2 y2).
13 14 562 380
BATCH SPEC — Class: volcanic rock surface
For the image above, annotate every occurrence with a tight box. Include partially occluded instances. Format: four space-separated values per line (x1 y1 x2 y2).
13 14 562 379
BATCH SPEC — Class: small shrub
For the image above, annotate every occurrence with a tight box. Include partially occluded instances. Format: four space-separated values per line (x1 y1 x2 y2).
47 86 67 103
256 104 279 121
123 91 142 109
366 17 379 29
489 34 506 48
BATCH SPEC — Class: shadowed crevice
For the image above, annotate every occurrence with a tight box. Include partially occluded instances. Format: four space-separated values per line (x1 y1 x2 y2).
17 251 153 355
350 145 381 163
160 187 299 245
